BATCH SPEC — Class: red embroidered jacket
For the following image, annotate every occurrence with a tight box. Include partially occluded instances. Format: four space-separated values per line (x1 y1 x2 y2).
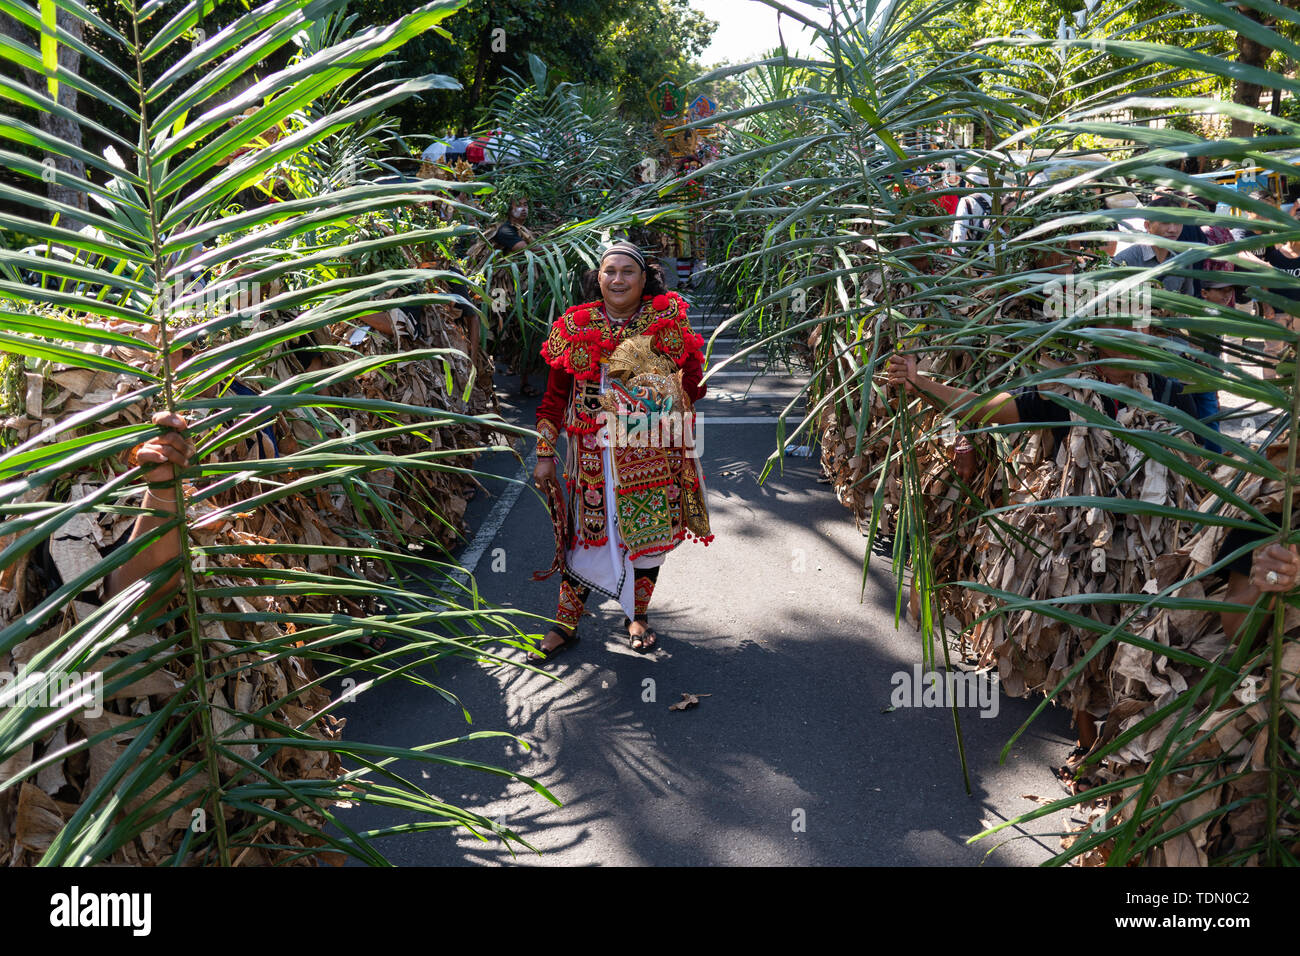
535 290 713 556
536 291 706 437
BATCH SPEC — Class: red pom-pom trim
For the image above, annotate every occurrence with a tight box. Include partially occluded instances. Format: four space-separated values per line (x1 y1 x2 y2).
645 315 674 335
544 292 699 379
623 523 715 560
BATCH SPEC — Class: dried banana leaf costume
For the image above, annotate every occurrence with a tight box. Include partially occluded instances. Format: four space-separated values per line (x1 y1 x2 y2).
536 289 713 628
466 219 540 378
965 365 1199 720
1073 449 1300 865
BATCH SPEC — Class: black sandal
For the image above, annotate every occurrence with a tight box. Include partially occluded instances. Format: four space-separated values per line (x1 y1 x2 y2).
1054 745 1095 794
623 616 658 653
528 627 579 663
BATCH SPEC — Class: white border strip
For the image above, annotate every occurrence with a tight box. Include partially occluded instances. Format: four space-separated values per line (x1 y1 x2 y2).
429 448 536 611
459 447 536 576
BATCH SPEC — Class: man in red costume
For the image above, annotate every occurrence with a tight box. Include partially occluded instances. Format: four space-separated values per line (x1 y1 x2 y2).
531 242 713 660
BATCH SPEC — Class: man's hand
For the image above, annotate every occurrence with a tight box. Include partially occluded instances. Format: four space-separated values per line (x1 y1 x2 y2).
534 455 560 498
108 411 195 598
136 412 195 486
886 353 918 392
1250 542 1300 593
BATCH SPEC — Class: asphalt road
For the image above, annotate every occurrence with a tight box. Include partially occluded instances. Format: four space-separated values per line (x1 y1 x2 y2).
335 295 1076 866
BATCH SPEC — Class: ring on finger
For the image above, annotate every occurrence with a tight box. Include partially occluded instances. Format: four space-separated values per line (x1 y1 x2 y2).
1267 570 1280 585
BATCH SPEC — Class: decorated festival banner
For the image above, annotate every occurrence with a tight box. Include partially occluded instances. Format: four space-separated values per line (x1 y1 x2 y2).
651 77 687 118
688 94 717 128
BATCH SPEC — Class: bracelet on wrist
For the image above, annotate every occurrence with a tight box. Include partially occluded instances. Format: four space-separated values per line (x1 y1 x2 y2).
536 418 559 460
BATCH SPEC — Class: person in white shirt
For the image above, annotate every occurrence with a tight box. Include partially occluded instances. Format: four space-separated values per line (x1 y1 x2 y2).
949 190 994 251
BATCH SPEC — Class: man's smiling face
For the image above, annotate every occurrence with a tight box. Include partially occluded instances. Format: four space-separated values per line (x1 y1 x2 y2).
599 255 645 313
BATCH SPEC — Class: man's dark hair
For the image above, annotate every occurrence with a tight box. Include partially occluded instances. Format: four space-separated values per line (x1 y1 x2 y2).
1146 194 1183 209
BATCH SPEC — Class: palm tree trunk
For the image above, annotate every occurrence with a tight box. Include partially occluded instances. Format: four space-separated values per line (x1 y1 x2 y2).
1229 4 1298 139
462 21 494 130
0 8 86 230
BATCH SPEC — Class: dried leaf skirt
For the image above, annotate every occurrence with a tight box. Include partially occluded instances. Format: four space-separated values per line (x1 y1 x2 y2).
963 383 1198 718
1081 452 1300 865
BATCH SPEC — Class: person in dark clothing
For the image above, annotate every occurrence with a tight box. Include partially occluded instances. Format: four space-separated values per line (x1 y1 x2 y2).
491 220 527 253
1253 242 1300 325
486 197 539 395
489 197 530 254
1191 272 1241 455
885 335 1202 458
1111 196 1198 300
1112 196 1233 438
1233 199 1300 377
1226 187 1275 244
1005 370 1196 453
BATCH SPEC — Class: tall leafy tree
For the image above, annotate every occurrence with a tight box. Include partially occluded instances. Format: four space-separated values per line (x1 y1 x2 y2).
903 0 1233 123
1226 0 1300 137
346 0 716 134
592 0 715 124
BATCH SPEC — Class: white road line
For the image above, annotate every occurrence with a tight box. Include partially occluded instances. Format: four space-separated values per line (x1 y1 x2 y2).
705 385 803 398
432 448 536 608
460 446 536 576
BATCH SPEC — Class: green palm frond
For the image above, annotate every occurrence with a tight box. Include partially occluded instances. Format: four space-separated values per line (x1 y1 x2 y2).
695 0 1300 864
0 0 561 867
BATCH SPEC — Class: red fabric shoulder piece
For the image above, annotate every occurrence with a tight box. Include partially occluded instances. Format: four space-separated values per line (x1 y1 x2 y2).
541 300 607 381
646 291 702 367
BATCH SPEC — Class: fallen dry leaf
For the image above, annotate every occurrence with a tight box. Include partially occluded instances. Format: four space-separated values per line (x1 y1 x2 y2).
668 692 712 712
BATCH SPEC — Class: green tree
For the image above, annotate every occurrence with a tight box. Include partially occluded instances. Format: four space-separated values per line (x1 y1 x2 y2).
905 0 1233 128
346 0 716 137
593 0 715 124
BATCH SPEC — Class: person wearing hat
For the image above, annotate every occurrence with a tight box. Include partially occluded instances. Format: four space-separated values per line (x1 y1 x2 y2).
529 241 714 661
